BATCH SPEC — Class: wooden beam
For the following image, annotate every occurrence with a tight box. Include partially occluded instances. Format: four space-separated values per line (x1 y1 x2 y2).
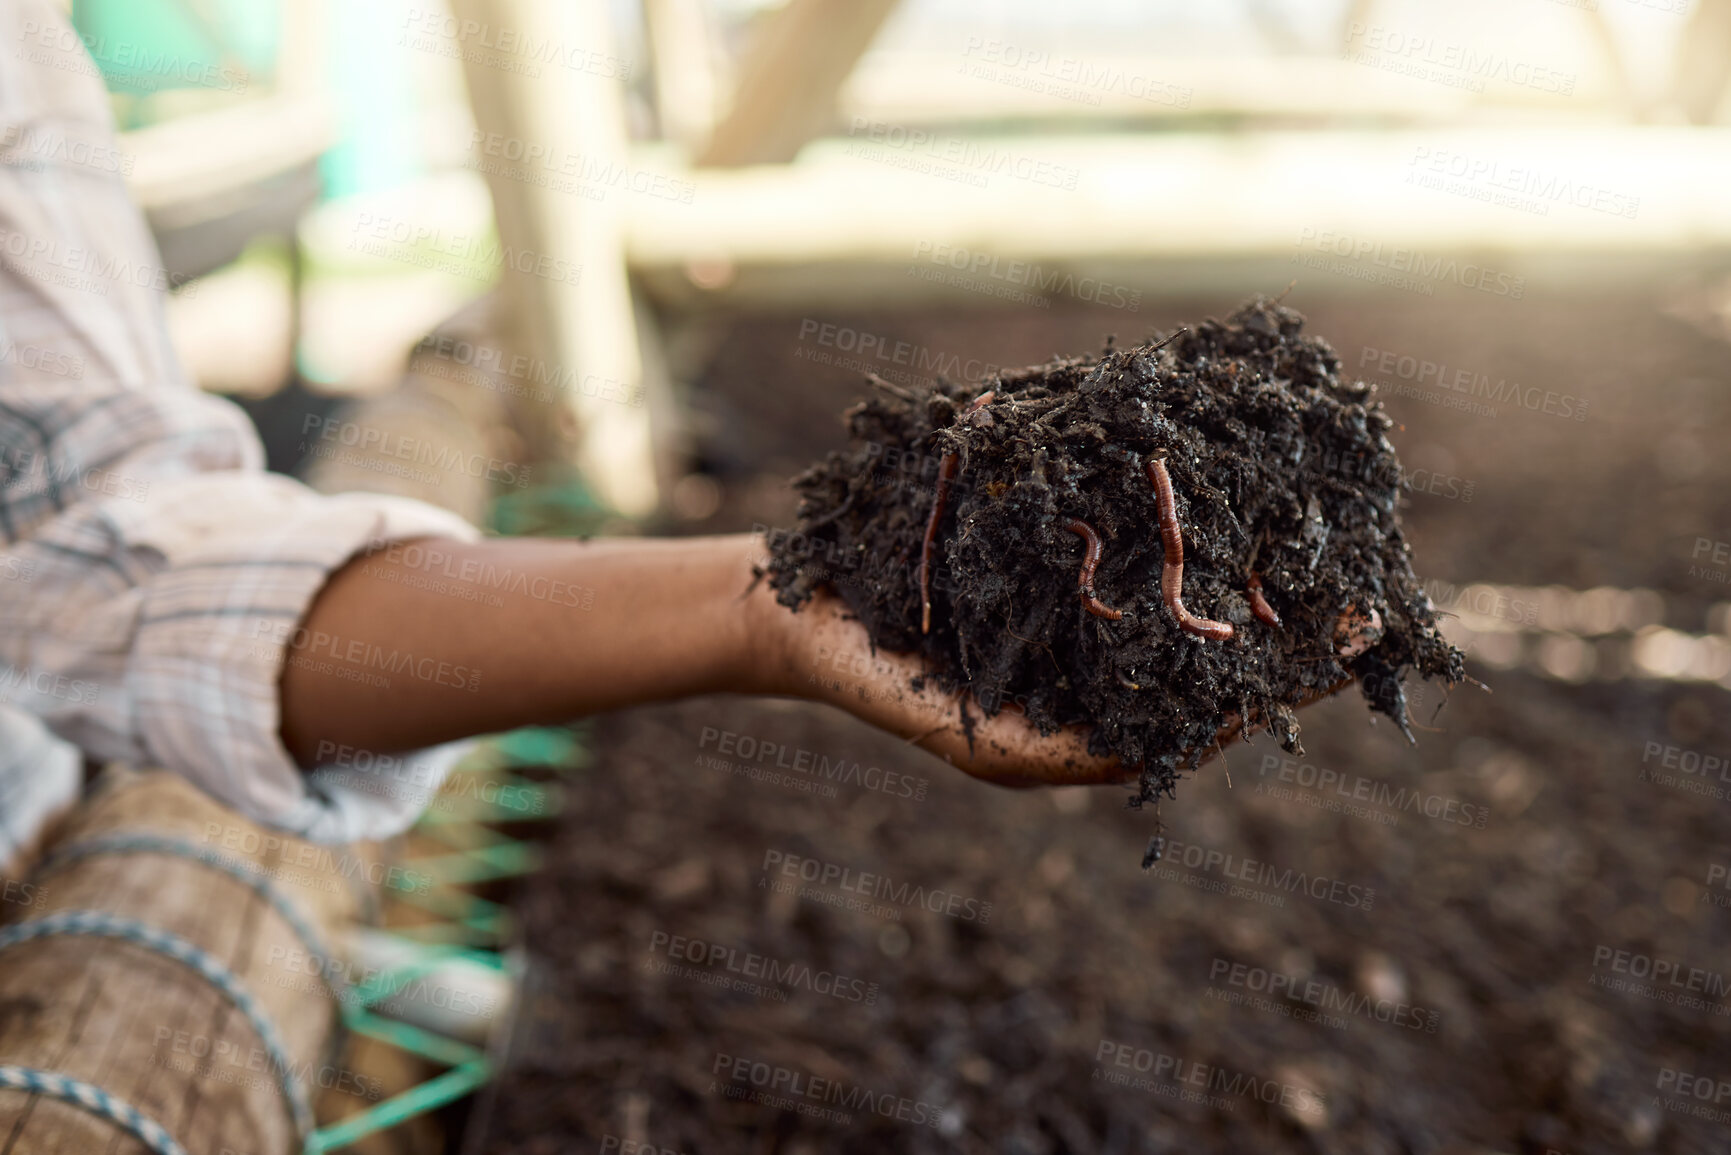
841 54 1589 126
1675 0 1731 124
698 0 901 167
624 127 1727 272
447 0 659 516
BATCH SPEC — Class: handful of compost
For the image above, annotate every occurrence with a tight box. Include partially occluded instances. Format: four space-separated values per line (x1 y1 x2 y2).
765 297 1465 809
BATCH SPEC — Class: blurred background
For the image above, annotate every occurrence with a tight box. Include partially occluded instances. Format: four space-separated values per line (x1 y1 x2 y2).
81 0 1731 1150
118 0 1731 525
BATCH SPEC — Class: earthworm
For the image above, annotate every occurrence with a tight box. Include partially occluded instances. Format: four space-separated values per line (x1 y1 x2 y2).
918 453 959 633
961 390 997 418
1061 517 1124 620
1144 456 1235 641
917 390 998 634
1246 574 1282 628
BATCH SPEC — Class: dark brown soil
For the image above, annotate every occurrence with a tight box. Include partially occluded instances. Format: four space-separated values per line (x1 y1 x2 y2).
479 678 1731 1155
764 298 1462 806
473 280 1731 1155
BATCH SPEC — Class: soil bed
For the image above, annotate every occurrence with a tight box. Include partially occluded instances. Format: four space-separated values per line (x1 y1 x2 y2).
473 286 1731 1154
766 298 1463 803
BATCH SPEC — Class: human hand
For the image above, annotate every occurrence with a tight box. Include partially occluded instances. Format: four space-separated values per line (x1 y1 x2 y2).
748 584 1133 787
745 542 1382 789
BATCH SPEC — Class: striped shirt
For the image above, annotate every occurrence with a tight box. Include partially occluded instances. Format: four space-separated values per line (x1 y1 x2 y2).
0 0 479 844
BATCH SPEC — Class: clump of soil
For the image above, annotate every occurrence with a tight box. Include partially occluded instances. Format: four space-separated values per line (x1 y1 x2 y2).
765 296 1464 807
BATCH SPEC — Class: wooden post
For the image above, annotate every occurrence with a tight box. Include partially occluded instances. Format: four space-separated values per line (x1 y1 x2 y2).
1675 0 1731 124
643 0 725 150
698 0 902 167
446 0 660 517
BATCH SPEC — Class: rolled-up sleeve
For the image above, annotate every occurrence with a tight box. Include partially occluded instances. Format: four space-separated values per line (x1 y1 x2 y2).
0 0 486 842
4 466 480 843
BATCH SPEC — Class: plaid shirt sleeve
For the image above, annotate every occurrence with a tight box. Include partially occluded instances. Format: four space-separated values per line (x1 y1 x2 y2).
0 0 481 843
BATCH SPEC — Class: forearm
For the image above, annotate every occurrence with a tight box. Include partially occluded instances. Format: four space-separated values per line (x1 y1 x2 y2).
279 534 777 765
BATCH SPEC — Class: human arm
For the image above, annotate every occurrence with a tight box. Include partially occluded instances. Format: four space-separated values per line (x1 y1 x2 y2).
279 532 1130 788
